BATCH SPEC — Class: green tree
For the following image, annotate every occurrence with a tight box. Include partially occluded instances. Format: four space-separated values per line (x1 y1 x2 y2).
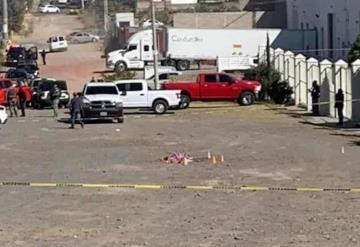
348 33 360 64
0 0 33 33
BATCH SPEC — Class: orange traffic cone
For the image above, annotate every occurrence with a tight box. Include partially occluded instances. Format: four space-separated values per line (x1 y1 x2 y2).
212 155 217 165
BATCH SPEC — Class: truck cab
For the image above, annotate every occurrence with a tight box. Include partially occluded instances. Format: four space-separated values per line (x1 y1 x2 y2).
106 30 154 73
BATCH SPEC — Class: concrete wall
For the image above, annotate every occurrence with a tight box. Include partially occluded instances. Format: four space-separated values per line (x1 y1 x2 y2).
352 60 360 122
173 12 254 28
173 11 286 29
286 0 360 61
263 48 360 122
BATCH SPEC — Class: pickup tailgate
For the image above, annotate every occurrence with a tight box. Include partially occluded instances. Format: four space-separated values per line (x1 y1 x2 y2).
148 90 181 107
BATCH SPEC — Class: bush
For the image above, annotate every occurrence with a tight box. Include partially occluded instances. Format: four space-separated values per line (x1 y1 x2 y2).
101 71 135 81
243 63 281 101
348 33 360 64
269 80 293 104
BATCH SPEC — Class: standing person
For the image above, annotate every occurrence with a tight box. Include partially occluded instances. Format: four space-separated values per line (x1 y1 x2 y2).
23 81 32 106
7 83 18 117
40 49 47 65
17 81 27 117
335 89 344 126
69 92 84 129
50 84 61 117
309 80 320 116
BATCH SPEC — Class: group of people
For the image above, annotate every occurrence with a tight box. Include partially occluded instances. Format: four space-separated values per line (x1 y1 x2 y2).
6 82 84 129
7 81 30 118
310 80 344 126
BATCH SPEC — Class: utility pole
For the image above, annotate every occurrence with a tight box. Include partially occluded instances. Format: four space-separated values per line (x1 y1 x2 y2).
2 0 8 41
151 0 159 89
104 0 108 31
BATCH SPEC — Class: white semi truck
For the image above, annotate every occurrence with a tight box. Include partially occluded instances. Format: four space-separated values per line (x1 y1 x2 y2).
106 27 316 72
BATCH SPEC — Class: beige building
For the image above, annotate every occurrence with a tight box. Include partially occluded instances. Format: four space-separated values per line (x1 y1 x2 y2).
173 12 255 28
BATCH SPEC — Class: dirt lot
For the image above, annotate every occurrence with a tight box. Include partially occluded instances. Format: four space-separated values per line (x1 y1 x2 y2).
2 9 360 247
23 13 105 93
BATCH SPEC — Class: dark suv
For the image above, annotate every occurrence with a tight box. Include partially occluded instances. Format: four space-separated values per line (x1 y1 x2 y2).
32 79 70 109
5 46 38 67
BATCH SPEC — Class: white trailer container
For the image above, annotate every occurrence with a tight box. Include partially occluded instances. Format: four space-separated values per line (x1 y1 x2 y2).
106 27 316 72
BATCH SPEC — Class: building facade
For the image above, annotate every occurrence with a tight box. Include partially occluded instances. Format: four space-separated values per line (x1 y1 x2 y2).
287 0 360 60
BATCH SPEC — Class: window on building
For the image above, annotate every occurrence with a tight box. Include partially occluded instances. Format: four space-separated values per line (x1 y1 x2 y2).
328 13 335 59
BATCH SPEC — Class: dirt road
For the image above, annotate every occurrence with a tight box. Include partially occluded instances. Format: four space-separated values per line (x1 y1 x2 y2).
1 8 360 247
24 13 105 93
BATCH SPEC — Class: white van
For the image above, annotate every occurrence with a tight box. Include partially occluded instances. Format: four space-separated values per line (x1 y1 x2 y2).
48 36 68 52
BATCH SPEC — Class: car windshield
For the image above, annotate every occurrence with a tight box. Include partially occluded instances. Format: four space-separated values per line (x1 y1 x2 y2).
85 86 118 95
55 80 67 90
8 47 25 58
39 81 53 91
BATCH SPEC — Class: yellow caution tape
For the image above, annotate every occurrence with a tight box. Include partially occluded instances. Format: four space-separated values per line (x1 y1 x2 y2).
0 182 359 193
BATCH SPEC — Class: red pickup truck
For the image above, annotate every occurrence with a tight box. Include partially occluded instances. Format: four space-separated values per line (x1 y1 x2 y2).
162 73 261 108
0 78 32 106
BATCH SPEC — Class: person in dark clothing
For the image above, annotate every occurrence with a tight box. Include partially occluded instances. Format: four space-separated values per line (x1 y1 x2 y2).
40 49 47 65
69 92 84 129
17 81 27 117
309 80 320 116
7 83 18 117
335 89 344 126
50 84 61 117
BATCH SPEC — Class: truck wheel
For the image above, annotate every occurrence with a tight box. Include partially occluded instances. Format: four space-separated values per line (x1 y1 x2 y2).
115 61 127 73
238 92 255 106
176 60 190 71
153 100 168 114
179 94 191 109
117 117 124 123
166 59 177 67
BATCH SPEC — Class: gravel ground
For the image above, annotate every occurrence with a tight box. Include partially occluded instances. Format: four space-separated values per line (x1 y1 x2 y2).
1 10 360 247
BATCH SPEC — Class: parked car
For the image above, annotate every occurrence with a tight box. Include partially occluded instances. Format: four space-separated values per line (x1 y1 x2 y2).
16 63 39 78
0 78 32 106
0 105 8 124
6 68 35 81
162 72 262 108
0 78 12 105
48 36 68 52
32 79 70 109
141 19 164 28
39 4 60 13
66 32 100 44
115 80 181 114
5 45 38 67
82 82 124 123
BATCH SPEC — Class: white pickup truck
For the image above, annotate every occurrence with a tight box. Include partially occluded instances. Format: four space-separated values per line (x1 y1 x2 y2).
82 82 124 123
114 80 181 114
